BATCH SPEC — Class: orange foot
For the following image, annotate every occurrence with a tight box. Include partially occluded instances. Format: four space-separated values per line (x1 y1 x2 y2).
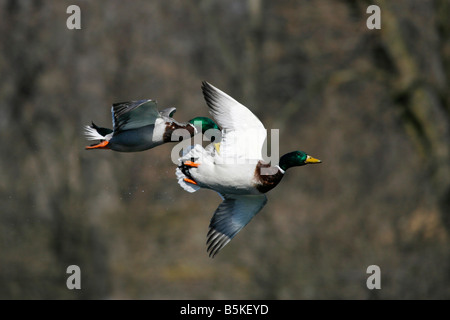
184 160 200 168
85 140 110 150
183 178 198 185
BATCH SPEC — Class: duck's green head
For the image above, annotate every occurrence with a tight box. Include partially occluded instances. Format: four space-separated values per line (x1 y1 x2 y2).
189 117 219 134
279 151 321 171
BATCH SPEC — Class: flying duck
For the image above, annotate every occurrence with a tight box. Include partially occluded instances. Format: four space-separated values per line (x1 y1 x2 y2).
176 82 321 257
85 99 218 152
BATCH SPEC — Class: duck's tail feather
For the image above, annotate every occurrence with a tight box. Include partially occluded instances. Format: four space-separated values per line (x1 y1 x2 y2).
84 122 113 141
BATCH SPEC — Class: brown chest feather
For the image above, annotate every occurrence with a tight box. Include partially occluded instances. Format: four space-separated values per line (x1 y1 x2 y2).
254 161 284 193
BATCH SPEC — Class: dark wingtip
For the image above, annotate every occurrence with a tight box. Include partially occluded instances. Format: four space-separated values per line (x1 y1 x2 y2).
112 99 154 118
201 81 213 93
206 228 231 258
201 81 218 110
91 121 99 129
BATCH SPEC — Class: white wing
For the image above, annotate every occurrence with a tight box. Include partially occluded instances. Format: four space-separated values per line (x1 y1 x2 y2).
201 81 267 162
206 193 267 258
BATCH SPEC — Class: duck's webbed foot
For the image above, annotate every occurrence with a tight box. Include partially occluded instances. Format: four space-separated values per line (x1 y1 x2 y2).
183 160 200 168
183 178 198 185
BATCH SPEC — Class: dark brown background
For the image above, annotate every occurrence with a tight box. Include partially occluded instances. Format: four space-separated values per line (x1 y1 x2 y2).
0 0 449 299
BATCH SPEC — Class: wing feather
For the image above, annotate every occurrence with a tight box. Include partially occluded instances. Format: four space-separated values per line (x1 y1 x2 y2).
111 100 160 132
201 82 267 161
206 194 267 257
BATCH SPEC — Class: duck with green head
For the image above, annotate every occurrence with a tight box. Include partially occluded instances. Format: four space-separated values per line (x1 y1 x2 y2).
84 100 218 152
176 81 321 257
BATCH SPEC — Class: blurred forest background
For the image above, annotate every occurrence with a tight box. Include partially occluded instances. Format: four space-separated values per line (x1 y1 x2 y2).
0 0 449 299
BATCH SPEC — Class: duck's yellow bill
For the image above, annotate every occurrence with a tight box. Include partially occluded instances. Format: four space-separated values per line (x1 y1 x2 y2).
305 155 321 164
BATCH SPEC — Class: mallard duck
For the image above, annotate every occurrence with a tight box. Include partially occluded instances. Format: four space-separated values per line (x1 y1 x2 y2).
176 82 321 257
84 99 218 152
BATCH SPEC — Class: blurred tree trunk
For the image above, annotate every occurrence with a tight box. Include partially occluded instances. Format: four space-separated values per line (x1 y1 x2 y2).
377 0 450 231
0 0 111 298
243 0 264 109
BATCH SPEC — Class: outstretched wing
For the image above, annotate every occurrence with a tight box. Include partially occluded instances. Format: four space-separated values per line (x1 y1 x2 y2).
111 100 161 132
201 81 267 162
207 193 267 258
